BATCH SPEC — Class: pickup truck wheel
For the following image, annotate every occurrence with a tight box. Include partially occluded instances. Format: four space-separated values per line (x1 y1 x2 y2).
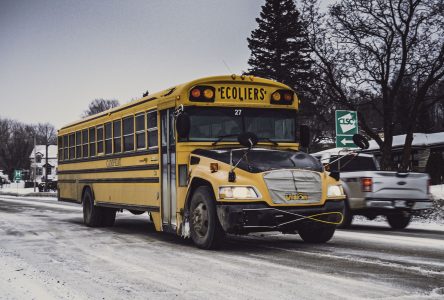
298 224 336 243
190 186 225 249
337 200 353 229
82 189 103 227
387 214 412 229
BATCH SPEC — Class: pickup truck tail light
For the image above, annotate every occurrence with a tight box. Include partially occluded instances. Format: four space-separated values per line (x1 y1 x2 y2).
361 177 373 192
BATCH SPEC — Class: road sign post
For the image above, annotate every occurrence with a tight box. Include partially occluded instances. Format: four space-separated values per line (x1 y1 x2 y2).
335 110 358 148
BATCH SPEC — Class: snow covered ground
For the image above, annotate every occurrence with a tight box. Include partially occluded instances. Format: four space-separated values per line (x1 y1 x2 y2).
0 195 443 300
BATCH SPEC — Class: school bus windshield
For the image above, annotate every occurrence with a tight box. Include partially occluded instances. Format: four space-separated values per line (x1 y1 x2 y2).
182 107 297 143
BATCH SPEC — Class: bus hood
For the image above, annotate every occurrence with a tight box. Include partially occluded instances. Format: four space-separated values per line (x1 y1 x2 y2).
191 148 323 173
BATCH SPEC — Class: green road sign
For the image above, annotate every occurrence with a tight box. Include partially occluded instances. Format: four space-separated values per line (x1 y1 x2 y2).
14 170 21 181
335 110 358 148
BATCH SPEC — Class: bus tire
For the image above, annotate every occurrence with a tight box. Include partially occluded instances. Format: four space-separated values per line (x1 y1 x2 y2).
337 200 353 229
189 186 225 249
387 213 411 229
298 224 336 243
101 208 116 227
82 188 103 227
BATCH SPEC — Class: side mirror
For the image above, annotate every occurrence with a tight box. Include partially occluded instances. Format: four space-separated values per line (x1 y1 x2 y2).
352 134 369 149
238 132 258 148
300 125 310 148
176 112 190 139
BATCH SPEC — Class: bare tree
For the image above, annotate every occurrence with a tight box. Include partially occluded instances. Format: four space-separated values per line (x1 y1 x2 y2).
301 0 444 171
0 119 34 179
82 99 119 117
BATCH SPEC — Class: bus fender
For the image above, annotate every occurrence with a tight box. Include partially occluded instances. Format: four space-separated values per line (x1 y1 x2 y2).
181 177 214 238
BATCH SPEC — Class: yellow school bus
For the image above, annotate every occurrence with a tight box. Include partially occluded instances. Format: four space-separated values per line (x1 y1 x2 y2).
58 75 345 249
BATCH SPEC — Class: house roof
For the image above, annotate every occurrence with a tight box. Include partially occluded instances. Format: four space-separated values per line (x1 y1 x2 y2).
366 132 444 151
312 132 444 155
29 145 57 159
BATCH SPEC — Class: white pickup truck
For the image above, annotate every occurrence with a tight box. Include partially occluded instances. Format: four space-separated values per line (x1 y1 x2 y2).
312 149 432 229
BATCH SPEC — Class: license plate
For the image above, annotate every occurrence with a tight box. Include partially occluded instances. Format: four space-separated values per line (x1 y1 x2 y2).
285 193 308 201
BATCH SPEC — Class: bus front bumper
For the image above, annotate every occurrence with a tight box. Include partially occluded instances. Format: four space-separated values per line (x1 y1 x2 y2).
216 200 344 234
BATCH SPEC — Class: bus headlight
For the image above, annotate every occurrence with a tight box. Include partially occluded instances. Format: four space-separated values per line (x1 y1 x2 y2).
327 185 344 198
219 186 260 199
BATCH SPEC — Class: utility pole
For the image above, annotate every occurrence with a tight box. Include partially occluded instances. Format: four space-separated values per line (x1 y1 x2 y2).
33 136 36 192
44 125 48 192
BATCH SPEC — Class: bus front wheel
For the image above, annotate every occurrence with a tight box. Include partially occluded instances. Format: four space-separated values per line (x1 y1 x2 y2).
298 224 336 243
189 186 225 249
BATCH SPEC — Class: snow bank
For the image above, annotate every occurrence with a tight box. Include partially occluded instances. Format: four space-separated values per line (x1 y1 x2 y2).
0 187 56 198
420 184 444 223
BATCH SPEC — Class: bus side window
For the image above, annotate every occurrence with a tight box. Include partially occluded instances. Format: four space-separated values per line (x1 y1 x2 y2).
135 113 145 149
97 126 104 154
147 110 158 148
69 133 75 160
89 127 96 157
58 136 63 161
105 123 112 154
113 120 122 153
63 135 68 160
123 116 134 152
75 131 81 158
82 129 88 157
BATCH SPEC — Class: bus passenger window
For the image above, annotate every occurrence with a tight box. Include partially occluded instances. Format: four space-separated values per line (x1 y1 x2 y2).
69 133 75 160
105 123 112 154
75 131 81 158
97 126 104 154
147 111 158 148
82 129 88 157
58 136 63 161
135 113 146 149
63 135 68 160
123 116 134 152
89 127 96 157
113 120 121 153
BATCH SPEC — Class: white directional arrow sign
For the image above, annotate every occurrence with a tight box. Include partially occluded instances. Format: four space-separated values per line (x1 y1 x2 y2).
340 137 354 145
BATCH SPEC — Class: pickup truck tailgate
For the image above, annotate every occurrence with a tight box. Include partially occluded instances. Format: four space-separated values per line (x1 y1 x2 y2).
371 172 428 199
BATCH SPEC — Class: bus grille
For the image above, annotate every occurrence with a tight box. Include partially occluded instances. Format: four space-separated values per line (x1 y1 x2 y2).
263 170 322 204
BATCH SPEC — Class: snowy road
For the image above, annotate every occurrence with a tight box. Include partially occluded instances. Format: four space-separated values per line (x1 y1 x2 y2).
0 196 443 300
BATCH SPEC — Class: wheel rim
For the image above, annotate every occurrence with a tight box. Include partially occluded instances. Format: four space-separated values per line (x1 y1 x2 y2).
192 202 209 238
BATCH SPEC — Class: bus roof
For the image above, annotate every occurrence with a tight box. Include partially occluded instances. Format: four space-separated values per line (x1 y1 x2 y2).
59 75 295 131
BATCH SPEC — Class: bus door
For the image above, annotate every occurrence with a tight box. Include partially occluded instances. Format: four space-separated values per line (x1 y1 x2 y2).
160 109 176 229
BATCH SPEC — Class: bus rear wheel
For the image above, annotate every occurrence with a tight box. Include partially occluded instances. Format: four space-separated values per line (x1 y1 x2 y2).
82 188 103 227
101 208 116 227
189 186 225 249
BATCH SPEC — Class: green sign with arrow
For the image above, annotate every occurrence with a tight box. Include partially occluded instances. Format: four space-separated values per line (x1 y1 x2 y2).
335 110 358 148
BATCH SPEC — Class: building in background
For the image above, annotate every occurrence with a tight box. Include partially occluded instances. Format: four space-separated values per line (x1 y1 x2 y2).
29 145 58 183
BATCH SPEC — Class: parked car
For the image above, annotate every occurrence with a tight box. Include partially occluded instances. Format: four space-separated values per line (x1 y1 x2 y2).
312 149 432 229
38 180 58 192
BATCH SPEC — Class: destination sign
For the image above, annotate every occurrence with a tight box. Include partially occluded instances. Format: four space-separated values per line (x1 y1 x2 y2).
217 86 266 101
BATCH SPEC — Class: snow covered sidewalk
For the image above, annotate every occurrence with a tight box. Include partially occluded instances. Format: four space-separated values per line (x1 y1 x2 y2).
0 187 56 198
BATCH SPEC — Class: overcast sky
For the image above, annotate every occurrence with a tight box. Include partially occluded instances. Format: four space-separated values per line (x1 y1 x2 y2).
0 0 331 129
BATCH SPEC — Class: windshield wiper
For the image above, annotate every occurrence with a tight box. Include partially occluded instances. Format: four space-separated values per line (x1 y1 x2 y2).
212 134 239 146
